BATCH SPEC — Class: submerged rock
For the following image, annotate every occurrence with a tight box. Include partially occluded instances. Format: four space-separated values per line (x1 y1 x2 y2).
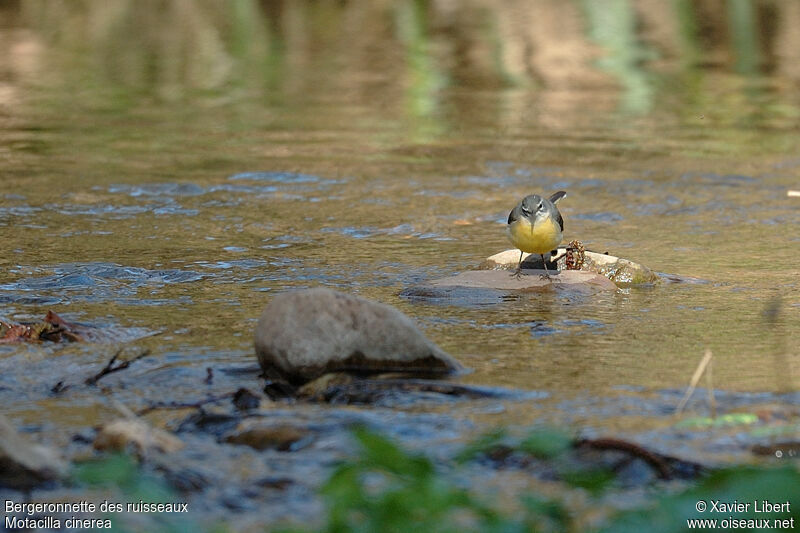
421 269 617 292
232 388 262 411
481 248 659 285
0 414 67 488
94 418 184 455
224 421 311 451
297 373 544 405
471 434 703 485
254 288 464 384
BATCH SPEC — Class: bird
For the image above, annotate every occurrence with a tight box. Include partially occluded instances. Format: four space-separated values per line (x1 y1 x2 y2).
506 191 567 278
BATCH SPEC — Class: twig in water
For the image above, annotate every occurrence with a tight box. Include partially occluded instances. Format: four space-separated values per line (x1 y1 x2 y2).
577 437 672 480
85 348 150 386
705 353 716 418
51 381 69 394
676 349 713 414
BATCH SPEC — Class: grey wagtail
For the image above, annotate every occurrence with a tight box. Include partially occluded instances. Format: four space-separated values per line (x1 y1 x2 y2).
507 191 567 278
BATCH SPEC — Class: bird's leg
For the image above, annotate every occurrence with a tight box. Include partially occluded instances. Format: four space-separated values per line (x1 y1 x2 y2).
539 252 562 282
511 250 524 279
539 253 552 280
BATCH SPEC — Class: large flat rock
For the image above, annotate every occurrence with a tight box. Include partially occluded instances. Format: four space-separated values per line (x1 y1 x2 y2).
480 248 659 285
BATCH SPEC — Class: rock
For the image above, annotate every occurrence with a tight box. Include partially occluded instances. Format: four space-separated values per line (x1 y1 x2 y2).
400 285 513 306
94 418 184 455
176 409 241 436
254 288 464 383
480 248 659 285
232 388 261 411
420 269 617 292
0 414 67 488
297 373 543 405
478 249 560 271
296 372 357 401
224 421 311 451
580 251 659 285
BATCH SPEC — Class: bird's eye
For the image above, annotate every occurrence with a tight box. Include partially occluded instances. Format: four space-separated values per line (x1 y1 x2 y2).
537 203 543 210
521 206 531 214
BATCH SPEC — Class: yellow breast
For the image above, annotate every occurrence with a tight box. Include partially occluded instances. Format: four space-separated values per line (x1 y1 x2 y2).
507 216 562 254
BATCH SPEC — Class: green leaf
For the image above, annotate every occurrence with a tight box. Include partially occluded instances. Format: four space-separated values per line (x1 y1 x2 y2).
71 452 139 486
675 413 759 428
561 467 615 494
455 428 509 463
518 428 573 459
601 465 800 533
353 426 433 479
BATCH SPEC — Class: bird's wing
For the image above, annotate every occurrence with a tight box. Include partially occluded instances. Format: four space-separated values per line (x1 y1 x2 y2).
549 191 567 204
507 206 520 224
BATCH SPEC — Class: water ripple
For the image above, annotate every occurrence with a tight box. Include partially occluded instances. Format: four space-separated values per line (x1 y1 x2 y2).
108 183 206 196
0 263 206 304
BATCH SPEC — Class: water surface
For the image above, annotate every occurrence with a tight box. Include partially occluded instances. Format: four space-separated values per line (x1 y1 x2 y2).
0 0 798 527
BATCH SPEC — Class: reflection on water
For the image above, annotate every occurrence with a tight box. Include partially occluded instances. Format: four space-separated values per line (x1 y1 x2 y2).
1 2 798 528
0 0 798 484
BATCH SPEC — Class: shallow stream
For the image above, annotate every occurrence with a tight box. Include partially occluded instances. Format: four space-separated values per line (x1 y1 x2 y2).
1 1 798 529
